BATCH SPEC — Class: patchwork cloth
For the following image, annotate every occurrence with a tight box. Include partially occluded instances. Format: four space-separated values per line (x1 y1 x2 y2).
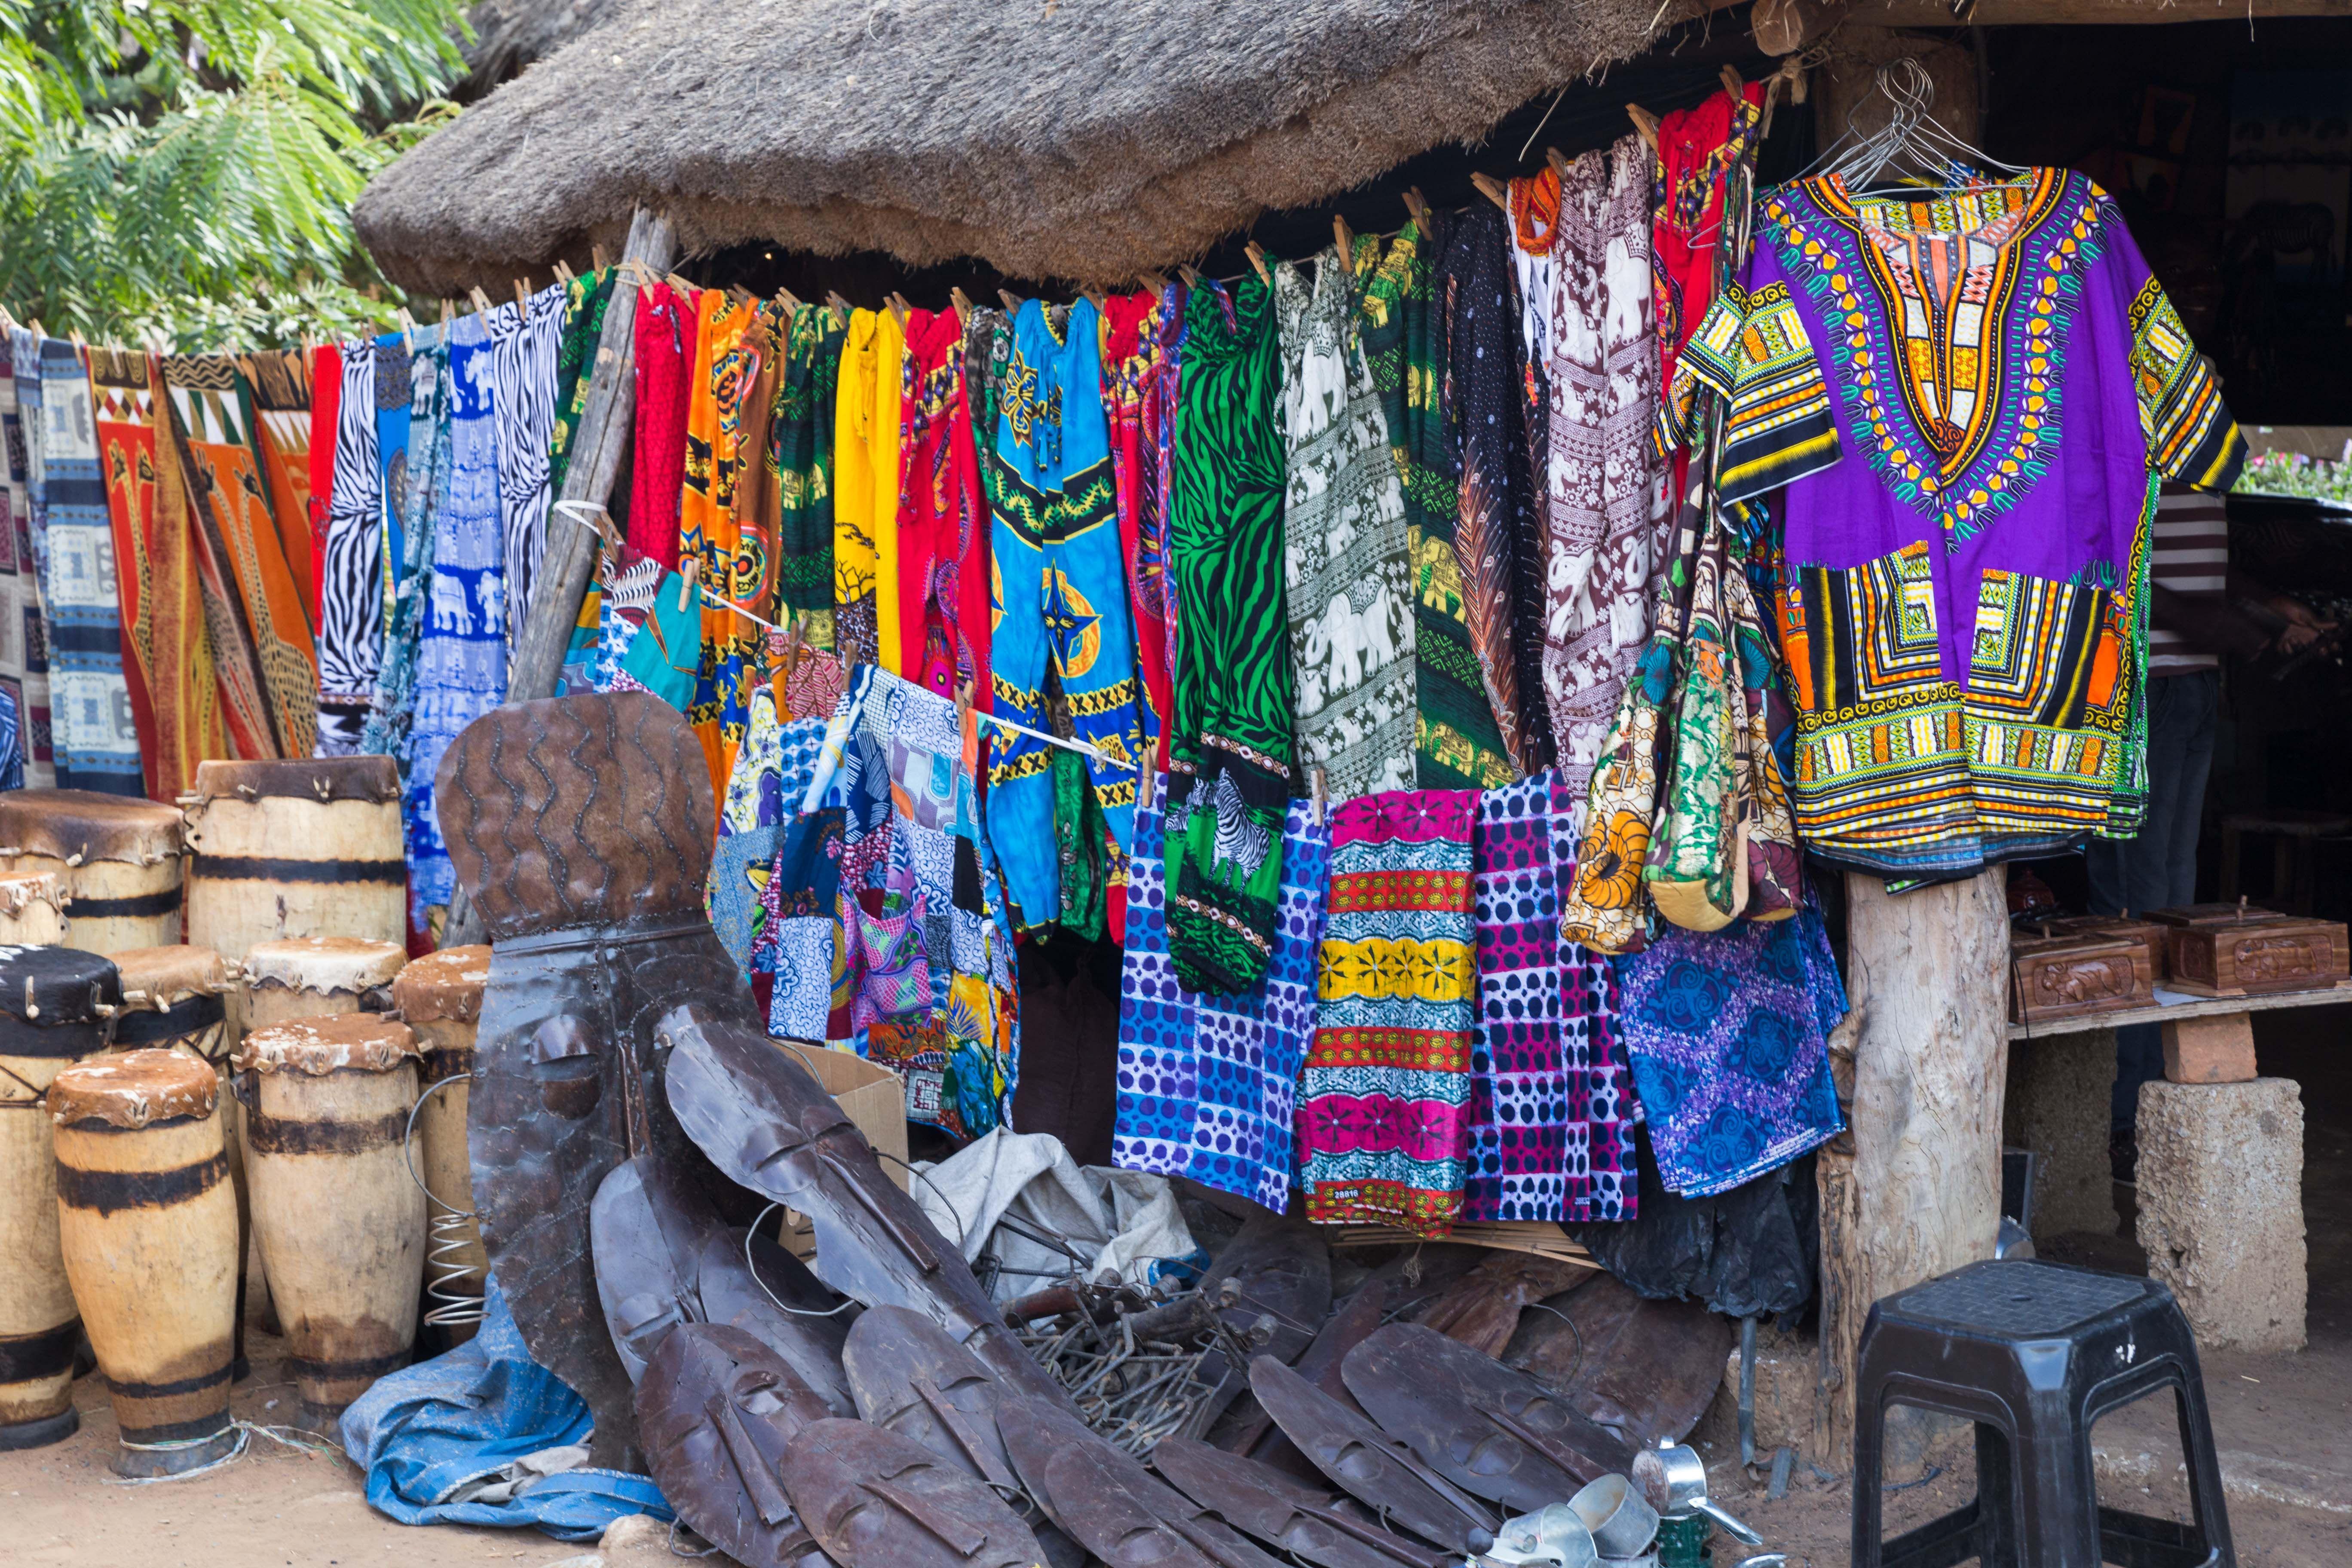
1114 786 1329 1213
1295 788 1478 1237
1614 901 1847 1197
1463 773 1635 1224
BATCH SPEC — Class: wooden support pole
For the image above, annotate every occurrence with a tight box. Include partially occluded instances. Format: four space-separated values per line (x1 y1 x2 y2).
1752 0 1847 54
439 207 676 948
1816 868 2011 1468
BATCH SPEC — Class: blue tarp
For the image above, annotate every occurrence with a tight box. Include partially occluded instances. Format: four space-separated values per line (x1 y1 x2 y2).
340 1280 671 1541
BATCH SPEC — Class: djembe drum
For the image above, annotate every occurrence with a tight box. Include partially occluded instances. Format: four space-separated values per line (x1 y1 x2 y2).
111 944 250 1376
0 789 185 953
242 937 407 1032
51 1047 240 1476
235 1013 426 1434
0 946 119 1450
184 758 404 971
389 946 490 1342
0 872 68 946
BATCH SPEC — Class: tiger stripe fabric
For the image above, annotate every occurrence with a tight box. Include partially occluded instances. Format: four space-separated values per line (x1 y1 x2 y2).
1167 276 1293 994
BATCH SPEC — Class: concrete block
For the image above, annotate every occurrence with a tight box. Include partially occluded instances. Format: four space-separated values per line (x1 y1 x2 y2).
1694 1322 1816 1461
2136 1076 2306 1352
2162 1012 2257 1084
2003 1026 2118 1240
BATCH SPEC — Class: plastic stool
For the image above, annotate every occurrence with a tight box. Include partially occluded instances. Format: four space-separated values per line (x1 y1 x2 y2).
1852 1259 2233 1568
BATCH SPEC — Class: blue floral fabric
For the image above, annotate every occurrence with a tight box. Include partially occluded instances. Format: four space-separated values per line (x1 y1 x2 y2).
1613 901 1846 1197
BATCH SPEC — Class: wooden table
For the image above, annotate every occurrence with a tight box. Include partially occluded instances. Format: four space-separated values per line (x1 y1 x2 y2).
2007 977 2352 1041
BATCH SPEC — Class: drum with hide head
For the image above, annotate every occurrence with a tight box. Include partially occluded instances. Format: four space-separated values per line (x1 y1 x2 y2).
50 1047 239 1476
0 788 185 953
389 945 490 1341
0 873 68 946
110 945 250 1372
242 937 406 1032
235 1013 425 1434
183 758 404 968
0 945 118 1450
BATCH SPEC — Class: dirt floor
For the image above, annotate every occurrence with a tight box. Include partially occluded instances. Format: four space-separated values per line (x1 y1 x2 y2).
7 1002 2347 1566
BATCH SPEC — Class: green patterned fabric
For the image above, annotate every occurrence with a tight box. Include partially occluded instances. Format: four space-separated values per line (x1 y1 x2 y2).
772 303 845 646
548 267 617 500
1356 218 1517 792
1167 276 1293 995
1052 737 1109 942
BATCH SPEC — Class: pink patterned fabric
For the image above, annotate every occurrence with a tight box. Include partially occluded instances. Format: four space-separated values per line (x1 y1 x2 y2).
1542 135 1669 799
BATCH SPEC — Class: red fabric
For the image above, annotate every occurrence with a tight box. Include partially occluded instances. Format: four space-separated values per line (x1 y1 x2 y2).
629 282 695 573
1099 288 1177 773
1651 83 1767 500
307 342 339 619
897 309 989 701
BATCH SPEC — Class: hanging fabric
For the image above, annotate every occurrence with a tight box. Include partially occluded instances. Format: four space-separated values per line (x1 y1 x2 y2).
403 313 509 924
37 340 145 793
899 307 989 701
0 333 55 787
676 288 767 793
1542 135 1667 802
1614 900 1846 1197
317 341 382 753
374 332 416 612
1357 219 1516 793
1441 205 1554 778
89 346 214 800
985 297 1145 931
1462 771 1635 1224
306 340 340 633
831 308 892 671
1295 787 1479 1237
159 355 318 758
243 349 320 631
1643 512 1746 931
1167 277 1291 994
627 281 692 574
1113 784 1330 1213
1651 84 1770 476
1100 285 1182 773
772 302 846 659
548 267 619 502
1275 246 1416 803
361 326 451 772
490 285 566 643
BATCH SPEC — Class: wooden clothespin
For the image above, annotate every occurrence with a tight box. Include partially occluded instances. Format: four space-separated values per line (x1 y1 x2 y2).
949 286 974 328
1310 766 1328 827
592 243 609 272
554 259 575 285
1136 765 1155 813
773 285 803 312
1404 187 1435 239
1720 64 1746 100
1546 146 1570 178
440 298 456 327
665 271 698 299
27 318 46 340
512 279 530 310
466 285 493 318
1626 104 1661 153
677 555 700 613
825 290 852 327
1140 270 1171 296
885 291 911 328
997 289 1024 314
395 307 418 350
68 326 87 353
1079 285 1107 312
1177 264 1202 289
1332 214 1354 258
1471 172 1510 211
727 284 755 309
1243 242 1270 285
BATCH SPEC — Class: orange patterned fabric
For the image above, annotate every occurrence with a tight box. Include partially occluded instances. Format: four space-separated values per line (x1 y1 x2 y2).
90 348 224 798
161 355 318 758
242 350 321 630
677 289 766 798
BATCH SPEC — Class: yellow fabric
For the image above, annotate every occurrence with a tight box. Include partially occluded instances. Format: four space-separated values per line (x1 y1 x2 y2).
833 310 881 670
870 308 904 675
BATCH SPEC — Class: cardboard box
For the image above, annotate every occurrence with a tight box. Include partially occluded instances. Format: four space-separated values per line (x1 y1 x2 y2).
772 1038 908 1189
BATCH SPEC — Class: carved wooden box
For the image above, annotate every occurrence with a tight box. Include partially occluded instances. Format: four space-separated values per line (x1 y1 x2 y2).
2022 916 2170 986
2152 911 2352 997
2009 933 2158 1024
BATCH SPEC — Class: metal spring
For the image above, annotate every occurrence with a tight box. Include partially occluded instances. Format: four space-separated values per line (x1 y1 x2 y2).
403 1077 485 1328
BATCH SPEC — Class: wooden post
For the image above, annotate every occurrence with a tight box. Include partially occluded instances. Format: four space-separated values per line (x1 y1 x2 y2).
1752 0 1847 55
440 208 676 949
1816 867 2010 1467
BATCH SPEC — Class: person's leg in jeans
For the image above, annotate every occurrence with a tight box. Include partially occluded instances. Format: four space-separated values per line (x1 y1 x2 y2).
2096 675 2205 1130
2159 670 2220 909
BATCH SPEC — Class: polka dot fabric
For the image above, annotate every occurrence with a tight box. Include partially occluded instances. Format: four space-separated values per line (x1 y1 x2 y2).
1464 772 1637 1223
1113 780 1329 1212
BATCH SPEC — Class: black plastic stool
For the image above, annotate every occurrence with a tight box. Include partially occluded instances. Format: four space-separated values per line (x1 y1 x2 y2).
1852 1259 2234 1568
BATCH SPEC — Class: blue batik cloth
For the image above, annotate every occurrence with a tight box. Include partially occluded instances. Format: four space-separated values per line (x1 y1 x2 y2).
1112 782 1329 1213
401 315 509 920
36 338 141 796
1613 900 1847 1198
340 1279 670 1541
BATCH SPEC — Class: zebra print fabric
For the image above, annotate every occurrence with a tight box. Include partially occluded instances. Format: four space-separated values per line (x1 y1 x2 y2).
489 286 566 644
317 341 382 728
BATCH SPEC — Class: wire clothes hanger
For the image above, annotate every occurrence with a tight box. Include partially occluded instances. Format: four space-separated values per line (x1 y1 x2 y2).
1801 56 2026 196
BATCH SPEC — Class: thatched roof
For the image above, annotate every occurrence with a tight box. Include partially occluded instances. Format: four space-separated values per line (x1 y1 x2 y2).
454 0 626 101
358 0 1669 293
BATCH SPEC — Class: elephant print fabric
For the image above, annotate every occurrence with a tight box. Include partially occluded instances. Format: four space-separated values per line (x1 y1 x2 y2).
1275 247 1418 803
1542 134 1668 802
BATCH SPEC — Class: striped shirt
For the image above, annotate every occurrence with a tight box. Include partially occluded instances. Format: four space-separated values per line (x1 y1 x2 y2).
2147 483 2226 676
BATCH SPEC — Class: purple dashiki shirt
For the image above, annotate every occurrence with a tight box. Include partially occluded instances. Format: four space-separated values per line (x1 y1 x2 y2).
1673 168 2245 884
